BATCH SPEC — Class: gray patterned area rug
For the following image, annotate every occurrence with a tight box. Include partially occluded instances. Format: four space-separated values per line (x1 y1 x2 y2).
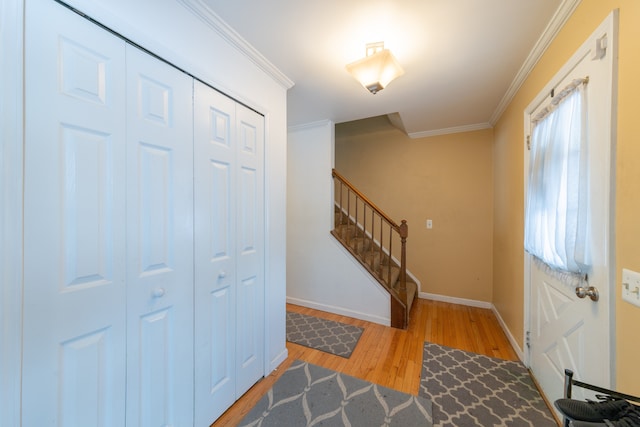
420 342 556 426
239 360 433 427
286 311 363 358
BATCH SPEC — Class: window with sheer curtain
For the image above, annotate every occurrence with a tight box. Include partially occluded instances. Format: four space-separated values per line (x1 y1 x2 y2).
524 78 589 278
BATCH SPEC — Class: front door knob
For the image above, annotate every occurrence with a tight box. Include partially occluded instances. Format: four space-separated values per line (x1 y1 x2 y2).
575 286 599 302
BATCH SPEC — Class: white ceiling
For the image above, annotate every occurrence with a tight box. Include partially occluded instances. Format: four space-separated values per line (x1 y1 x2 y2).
193 0 565 136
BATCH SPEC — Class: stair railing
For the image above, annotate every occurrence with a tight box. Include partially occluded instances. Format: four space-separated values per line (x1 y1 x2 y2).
331 169 408 301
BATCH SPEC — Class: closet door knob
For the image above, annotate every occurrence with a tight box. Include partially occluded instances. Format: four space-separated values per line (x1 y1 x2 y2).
152 288 166 298
218 271 227 278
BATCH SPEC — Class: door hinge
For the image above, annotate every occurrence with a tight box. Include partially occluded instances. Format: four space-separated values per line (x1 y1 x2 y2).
526 135 531 151
526 330 531 348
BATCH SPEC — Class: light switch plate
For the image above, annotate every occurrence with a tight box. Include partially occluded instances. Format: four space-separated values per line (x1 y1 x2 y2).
622 268 640 307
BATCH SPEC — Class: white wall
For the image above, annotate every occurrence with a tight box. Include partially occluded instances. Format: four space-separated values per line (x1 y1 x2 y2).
1 1 289 423
287 121 390 325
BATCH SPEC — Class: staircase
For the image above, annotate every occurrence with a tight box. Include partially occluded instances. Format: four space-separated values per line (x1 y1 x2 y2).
331 169 417 329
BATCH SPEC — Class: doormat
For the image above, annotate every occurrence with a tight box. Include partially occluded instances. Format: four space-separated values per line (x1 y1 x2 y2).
239 359 433 427
419 342 556 426
286 311 363 358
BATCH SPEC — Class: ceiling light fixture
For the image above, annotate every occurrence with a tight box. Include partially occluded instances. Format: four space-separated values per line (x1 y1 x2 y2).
346 42 405 94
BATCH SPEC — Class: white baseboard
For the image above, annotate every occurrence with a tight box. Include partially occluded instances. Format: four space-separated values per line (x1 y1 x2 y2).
490 305 524 362
419 292 524 362
286 296 391 326
268 347 289 374
419 291 493 309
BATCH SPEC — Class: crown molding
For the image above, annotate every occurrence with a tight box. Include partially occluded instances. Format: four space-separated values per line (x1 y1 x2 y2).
409 122 492 139
288 119 334 133
176 0 294 90
489 0 582 125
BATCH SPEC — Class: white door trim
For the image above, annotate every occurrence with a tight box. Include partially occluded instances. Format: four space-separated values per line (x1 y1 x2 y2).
522 10 618 386
0 0 24 425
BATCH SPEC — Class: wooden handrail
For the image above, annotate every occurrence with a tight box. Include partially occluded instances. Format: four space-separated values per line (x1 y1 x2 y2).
332 168 411 328
332 169 400 230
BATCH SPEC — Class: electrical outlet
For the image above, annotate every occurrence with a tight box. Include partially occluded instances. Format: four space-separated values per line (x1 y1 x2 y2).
426 219 432 229
622 268 640 307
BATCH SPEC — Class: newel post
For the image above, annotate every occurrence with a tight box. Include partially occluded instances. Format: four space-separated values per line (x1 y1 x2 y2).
399 220 408 292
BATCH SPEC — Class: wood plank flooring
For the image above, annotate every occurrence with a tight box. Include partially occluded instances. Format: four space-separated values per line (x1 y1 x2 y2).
211 298 520 427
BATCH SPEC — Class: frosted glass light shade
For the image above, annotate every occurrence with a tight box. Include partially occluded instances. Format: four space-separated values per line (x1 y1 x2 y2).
346 49 404 94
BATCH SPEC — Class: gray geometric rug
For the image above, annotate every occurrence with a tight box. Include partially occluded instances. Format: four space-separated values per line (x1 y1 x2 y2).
286 311 364 358
239 360 433 426
419 342 556 426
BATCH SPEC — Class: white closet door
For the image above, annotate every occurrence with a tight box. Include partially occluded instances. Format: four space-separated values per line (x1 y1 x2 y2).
235 104 265 395
125 45 194 427
193 82 266 425
23 0 127 425
194 81 238 425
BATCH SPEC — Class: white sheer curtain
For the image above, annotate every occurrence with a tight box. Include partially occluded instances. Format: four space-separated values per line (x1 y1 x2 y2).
524 79 589 277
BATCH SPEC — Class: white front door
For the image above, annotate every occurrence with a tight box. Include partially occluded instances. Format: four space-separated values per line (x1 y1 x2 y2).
23 0 127 424
125 45 194 426
526 12 617 410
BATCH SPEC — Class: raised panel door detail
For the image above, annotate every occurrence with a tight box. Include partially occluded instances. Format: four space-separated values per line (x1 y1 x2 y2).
237 276 258 368
239 166 257 255
60 327 115 427
139 75 172 126
540 319 584 382
138 308 175 427
211 107 232 147
209 160 232 261
236 273 264 396
239 120 256 154
61 125 114 290
138 142 173 275
60 37 108 105
209 286 234 393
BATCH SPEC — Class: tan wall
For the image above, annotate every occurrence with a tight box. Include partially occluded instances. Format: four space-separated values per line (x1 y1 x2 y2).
336 125 494 302
493 0 640 394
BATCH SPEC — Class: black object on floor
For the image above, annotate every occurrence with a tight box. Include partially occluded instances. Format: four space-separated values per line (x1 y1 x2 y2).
555 397 633 422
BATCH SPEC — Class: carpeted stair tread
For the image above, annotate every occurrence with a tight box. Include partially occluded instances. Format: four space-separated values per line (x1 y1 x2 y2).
348 236 371 254
362 251 383 271
379 264 400 287
334 224 358 240
390 278 417 313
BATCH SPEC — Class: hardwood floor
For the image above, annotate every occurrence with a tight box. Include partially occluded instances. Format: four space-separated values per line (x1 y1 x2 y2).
211 298 520 426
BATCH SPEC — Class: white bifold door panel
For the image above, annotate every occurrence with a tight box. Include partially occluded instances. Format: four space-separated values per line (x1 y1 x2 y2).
234 95 266 396
194 81 265 425
125 45 195 426
23 0 128 424
23 1 267 425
